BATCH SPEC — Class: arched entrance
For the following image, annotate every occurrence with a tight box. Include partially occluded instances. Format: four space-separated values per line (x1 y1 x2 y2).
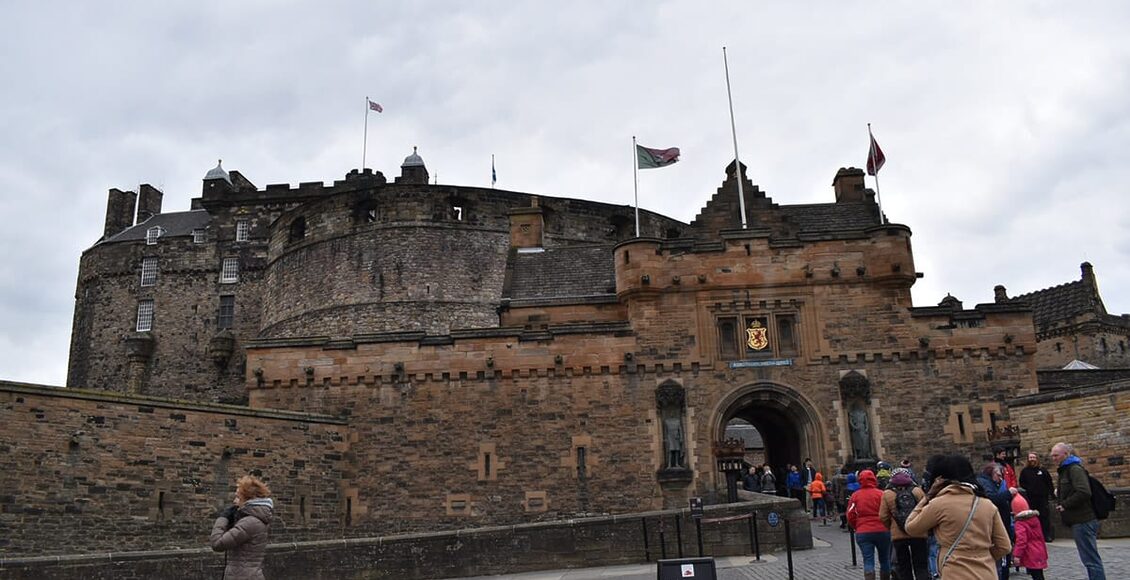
714 382 825 490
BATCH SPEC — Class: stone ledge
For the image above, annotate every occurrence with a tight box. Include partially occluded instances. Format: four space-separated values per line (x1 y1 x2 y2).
1009 379 1130 407
0 380 347 425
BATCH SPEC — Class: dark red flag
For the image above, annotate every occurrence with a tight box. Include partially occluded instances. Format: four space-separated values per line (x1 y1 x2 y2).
867 133 885 176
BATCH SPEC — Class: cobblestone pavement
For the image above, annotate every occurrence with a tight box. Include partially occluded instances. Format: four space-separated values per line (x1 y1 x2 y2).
456 516 1130 579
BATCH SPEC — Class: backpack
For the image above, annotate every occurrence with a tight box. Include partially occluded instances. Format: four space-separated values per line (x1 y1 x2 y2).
1089 474 1117 520
892 486 918 532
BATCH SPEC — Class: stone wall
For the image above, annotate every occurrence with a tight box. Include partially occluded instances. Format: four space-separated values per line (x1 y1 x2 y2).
0 498 807 579
0 382 348 557
1008 381 1130 488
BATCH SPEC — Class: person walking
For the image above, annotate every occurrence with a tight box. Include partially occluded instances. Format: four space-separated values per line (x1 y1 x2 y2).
210 475 275 580
803 458 818 511
1019 451 1056 542
1051 442 1107 580
879 468 930 580
809 471 828 518
994 447 1018 489
1011 490 1048 580
848 470 893 580
904 454 1011 580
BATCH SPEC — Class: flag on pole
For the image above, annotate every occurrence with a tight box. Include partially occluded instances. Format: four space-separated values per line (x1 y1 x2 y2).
368 99 383 113
866 131 885 176
636 145 680 169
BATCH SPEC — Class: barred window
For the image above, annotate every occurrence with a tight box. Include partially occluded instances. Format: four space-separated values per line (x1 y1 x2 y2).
140 257 158 287
192 228 207 243
235 220 250 242
145 226 164 245
220 258 239 283
136 300 154 332
218 295 235 329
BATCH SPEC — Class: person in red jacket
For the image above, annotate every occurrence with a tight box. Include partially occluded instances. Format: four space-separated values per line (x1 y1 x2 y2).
1012 491 1048 580
848 469 892 580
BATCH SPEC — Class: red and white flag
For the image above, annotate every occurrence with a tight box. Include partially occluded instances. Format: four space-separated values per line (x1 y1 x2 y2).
866 131 885 176
368 99 383 113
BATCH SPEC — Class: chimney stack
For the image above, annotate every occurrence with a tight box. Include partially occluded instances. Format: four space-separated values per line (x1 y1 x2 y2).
832 167 868 203
136 184 164 224
103 188 137 239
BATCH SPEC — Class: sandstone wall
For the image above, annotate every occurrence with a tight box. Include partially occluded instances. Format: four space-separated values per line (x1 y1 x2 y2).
0 382 348 557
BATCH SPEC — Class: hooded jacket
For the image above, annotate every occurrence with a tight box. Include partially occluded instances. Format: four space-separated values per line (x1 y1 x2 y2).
904 483 1011 580
210 498 274 580
879 471 926 540
847 470 887 533
808 472 826 499
1011 493 1048 570
1056 455 1095 525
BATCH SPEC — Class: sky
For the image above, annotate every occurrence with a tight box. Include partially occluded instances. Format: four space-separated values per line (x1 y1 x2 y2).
2 2 1129 386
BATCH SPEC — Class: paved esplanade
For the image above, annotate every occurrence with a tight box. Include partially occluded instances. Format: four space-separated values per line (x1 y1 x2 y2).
454 518 1129 580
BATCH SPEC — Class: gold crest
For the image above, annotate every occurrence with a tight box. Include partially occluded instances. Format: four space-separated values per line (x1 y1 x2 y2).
746 320 769 350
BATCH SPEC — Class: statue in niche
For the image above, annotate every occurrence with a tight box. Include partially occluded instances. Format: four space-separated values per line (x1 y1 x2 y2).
662 412 685 469
849 404 873 460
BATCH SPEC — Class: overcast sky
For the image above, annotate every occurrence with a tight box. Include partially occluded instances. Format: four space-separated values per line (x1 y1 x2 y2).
3 2 1128 386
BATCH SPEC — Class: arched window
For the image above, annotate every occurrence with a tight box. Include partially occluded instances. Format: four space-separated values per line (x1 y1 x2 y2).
288 217 306 243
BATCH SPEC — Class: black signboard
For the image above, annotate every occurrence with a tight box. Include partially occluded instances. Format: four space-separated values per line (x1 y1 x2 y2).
688 497 704 520
656 557 717 579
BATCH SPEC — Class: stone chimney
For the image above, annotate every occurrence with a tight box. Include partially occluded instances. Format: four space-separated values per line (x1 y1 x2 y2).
994 285 1009 303
509 198 544 250
136 184 164 224
833 167 867 203
1081 262 1095 286
103 188 137 239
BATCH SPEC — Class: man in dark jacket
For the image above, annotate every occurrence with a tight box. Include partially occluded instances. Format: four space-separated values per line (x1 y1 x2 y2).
1019 451 1056 542
1051 442 1106 580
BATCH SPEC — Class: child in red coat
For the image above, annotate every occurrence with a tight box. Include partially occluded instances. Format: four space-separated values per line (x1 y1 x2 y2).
1011 491 1048 580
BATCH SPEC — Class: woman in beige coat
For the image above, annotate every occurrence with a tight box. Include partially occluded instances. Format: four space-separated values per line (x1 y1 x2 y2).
904 455 1011 580
210 475 275 580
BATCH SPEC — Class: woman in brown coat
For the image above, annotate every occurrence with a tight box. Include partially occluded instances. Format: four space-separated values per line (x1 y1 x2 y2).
904 455 1011 580
210 475 274 580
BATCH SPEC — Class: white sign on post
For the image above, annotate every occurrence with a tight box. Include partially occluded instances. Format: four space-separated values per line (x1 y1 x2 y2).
681 563 695 577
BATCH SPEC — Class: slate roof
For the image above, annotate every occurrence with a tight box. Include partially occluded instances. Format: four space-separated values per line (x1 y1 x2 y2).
1009 280 1096 327
506 245 616 302
102 210 212 244
777 202 882 234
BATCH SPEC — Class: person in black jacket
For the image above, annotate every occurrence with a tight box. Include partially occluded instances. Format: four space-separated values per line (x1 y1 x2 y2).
1018 451 1056 542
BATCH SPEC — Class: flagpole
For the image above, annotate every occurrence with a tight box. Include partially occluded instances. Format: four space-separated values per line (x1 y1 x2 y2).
868 123 885 223
362 97 370 170
723 47 748 230
633 136 641 237
492 154 496 189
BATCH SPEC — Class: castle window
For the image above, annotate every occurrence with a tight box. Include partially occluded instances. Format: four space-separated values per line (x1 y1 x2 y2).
1100 338 1108 353
366 208 377 222
235 220 250 242
718 317 739 360
1121 340 1126 353
776 314 798 356
1055 342 1062 352
451 205 463 221
145 226 164 245
192 229 207 243
288 217 306 243
136 300 154 332
220 258 239 284
139 257 158 287
217 295 235 329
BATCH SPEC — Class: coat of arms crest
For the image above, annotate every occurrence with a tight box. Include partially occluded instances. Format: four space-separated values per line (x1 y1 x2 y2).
746 320 769 350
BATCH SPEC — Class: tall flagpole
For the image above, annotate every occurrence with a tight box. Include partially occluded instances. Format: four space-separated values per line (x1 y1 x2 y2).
362 97 370 170
868 123 885 223
723 47 748 230
633 136 641 237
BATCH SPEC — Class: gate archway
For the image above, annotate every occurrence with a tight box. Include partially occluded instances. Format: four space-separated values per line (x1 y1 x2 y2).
714 382 826 488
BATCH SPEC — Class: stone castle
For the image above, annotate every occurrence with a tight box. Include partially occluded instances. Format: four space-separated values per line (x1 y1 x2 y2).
3 148 1127 562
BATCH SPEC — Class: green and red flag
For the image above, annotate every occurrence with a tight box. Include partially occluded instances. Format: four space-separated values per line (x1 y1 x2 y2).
636 145 680 169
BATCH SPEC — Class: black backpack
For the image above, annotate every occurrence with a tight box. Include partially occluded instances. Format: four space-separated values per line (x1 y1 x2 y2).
1089 474 1117 520
892 485 918 531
